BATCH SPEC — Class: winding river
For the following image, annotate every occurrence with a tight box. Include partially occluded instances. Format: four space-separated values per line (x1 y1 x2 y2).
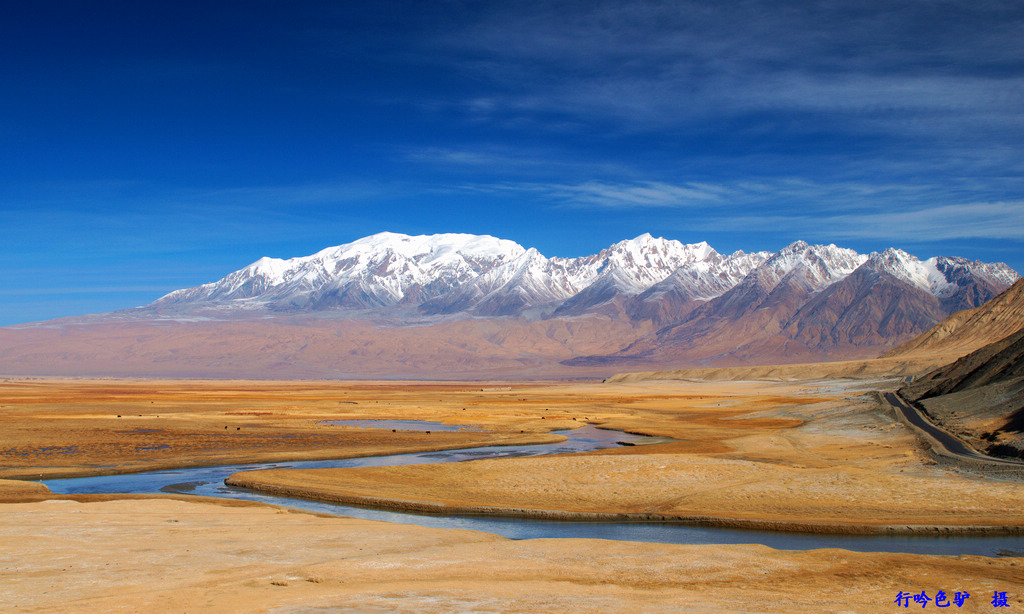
42 422 1024 557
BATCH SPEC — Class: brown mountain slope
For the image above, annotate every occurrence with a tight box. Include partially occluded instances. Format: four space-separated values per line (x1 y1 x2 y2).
899 325 1024 459
883 278 1024 361
569 266 982 370
2 253 1015 380
606 275 1024 384
782 267 947 349
902 326 1024 400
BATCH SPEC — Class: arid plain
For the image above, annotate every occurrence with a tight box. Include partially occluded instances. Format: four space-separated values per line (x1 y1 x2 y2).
2 376 1022 613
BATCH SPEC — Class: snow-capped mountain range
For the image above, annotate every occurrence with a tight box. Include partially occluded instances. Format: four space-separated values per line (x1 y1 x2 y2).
152 231 1018 323
156 231 763 316
3 231 1019 379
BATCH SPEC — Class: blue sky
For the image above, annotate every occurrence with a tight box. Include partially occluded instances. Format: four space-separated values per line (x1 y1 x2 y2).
2 0 1023 325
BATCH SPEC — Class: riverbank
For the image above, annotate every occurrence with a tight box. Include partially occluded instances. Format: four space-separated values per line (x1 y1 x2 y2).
225 448 1024 535
8 377 1024 531
3 497 1021 613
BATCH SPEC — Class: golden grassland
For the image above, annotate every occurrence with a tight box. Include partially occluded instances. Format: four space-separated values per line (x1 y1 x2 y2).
1 376 1022 613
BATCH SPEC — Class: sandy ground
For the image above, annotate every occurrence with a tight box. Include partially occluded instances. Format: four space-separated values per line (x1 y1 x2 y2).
1 377 1023 612
2 497 1022 614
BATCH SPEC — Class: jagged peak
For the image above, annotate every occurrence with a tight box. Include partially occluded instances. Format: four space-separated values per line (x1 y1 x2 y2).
151 232 1017 316
862 248 1021 298
780 239 810 252
760 241 863 272
871 246 917 262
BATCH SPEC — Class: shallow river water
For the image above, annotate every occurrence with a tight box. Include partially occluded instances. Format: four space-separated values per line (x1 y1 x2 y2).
42 423 1024 557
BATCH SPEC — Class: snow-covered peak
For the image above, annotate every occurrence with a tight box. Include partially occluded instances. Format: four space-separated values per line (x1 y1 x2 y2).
156 232 527 308
641 248 769 302
864 248 937 294
608 234 715 261
932 256 1020 292
242 256 291 285
750 241 867 293
149 232 1017 320
317 231 525 261
582 235 725 291
307 232 526 279
724 249 772 271
865 249 1021 298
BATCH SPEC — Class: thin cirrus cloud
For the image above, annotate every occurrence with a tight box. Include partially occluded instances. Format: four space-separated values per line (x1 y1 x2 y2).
689 202 1024 243
824 202 1024 241
467 176 1013 213
461 177 1024 242
419 0 1024 148
489 181 727 208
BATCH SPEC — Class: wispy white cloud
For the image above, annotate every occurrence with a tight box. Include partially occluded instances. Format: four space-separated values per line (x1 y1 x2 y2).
686 201 1024 242
538 181 726 208
413 0 1024 152
466 180 725 208
460 176 1019 213
403 145 634 178
454 176 1024 241
406 147 510 167
825 202 1024 241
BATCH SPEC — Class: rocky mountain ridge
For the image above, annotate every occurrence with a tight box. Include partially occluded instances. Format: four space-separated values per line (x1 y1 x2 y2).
2 232 1018 379
564 243 1018 368
149 232 1017 328
153 232 772 318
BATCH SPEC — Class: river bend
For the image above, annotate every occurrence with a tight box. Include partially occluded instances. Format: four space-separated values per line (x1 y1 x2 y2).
42 423 1024 557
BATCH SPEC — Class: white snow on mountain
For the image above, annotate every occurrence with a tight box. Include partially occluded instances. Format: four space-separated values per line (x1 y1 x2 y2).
427 247 582 316
863 248 1020 298
151 232 1019 320
721 241 867 304
157 232 526 310
761 241 867 292
550 235 735 314
565 234 721 292
638 248 771 303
